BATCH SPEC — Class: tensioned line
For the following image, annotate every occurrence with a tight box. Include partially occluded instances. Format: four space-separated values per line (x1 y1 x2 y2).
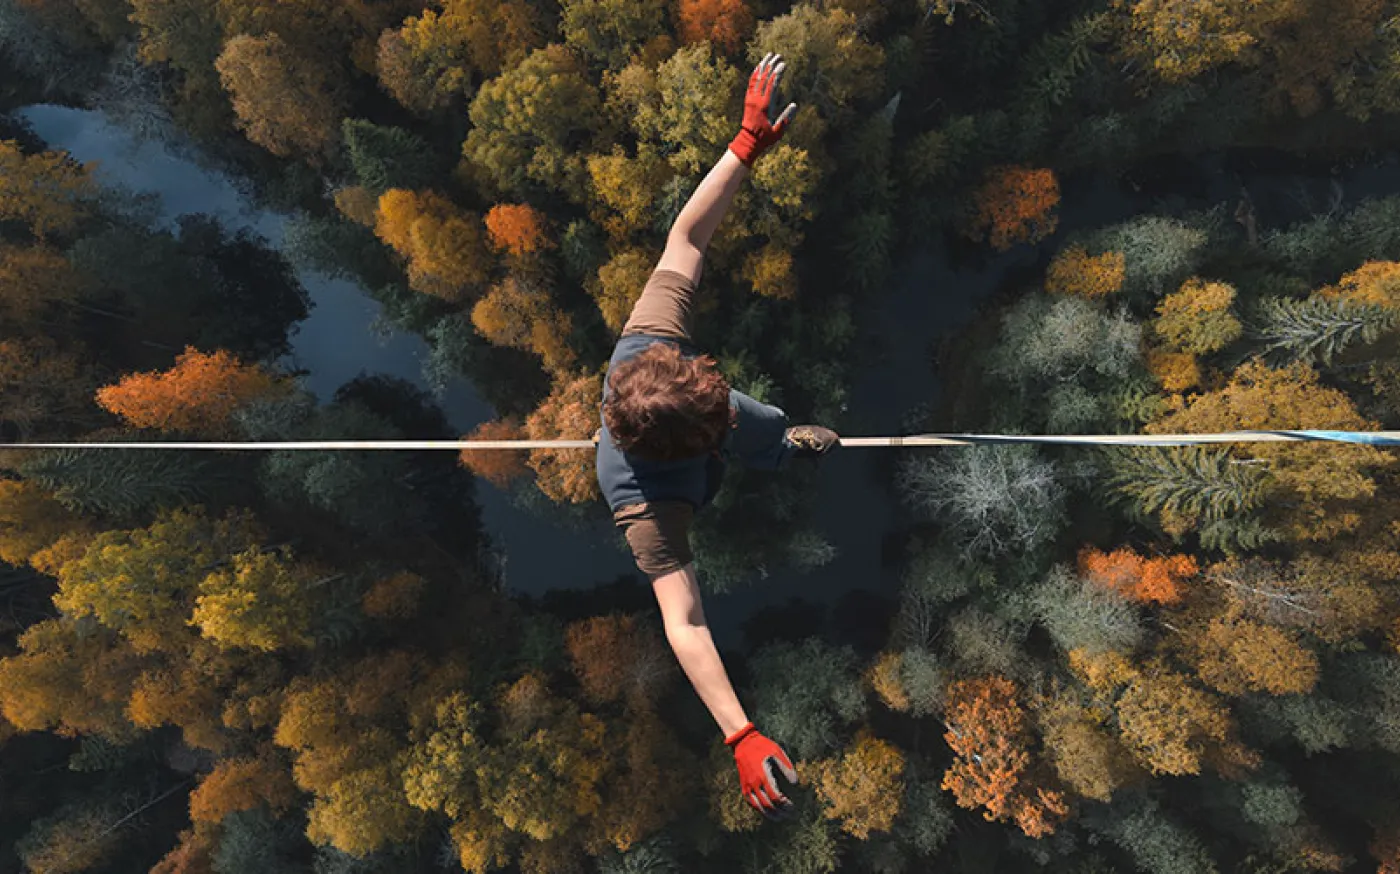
3 431 1400 450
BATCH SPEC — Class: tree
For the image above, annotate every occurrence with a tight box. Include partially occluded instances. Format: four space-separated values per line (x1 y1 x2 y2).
1253 295 1396 365
484 203 554 257
463 44 603 201
989 294 1143 389
1046 246 1127 298
594 247 656 331
559 0 667 70
742 244 798 300
524 372 602 504
813 731 906 839
1189 609 1320 696
1145 360 1390 540
1031 564 1145 654
0 140 93 239
965 166 1060 251
1037 692 1136 802
1104 659 1250 777
564 613 674 709
375 189 492 301
0 244 87 326
1327 260 1400 309
471 276 576 371
1079 547 1198 606
150 828 218 874
53 506 265 653
623 43 742 174
341 119 437 193
898 445 1067 560
0 337 98 439
748 638 867 760
95 347 290 438
677 0 754 54
1118 0 1278 82
867 648 945 717
748 4 885 126
16 443 228 521
216 33 347 159
1146 348 1202 392
191 546 318 652
1092 796 1220 874
587 146 672 241
375 0 547 114
941 675 1069 838
459 419 531 488
15 798 126 874
189 752 298 825
1080 215 1208 297
0 478 87 569
1154 278 1243 354
1106 446 1274 550
0 617 142 739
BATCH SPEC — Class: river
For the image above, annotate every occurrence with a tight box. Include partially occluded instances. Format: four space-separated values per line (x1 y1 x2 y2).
19 105 1399 648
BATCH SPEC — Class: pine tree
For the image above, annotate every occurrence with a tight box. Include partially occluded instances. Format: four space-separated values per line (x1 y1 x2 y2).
341 119 436 193
1107 447 1275 551
16 446 226 519
1252 295 1397 365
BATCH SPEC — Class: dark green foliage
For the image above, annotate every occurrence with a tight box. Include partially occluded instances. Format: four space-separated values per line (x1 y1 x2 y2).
16 445 227 520
597 834 680 874
213 808 303 874
1090 796 1219 874
1106 447 1276 552
747 637 866 761
1252 295 1397 365
341 119 438 193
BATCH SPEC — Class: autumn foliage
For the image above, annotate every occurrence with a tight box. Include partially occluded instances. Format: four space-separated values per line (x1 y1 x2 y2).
1045 247 1126 298
95 347 289 438
524 373 603 504
1079 547 1198 606
677 0 755 54
966 166 1060 251
484 203 553 257
813 731 906 839
942 675 1069 838
456 419 530 489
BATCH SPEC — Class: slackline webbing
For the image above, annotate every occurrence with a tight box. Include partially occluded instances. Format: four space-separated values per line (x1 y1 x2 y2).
2 431 1399 450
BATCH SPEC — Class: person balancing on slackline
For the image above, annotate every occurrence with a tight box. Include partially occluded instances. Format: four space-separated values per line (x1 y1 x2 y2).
596 53 840 822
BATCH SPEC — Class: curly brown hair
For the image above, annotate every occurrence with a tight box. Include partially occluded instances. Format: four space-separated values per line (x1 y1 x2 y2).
603 344 733 461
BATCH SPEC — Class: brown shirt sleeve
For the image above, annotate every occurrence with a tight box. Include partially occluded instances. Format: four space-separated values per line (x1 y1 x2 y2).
615 501 694 578
621 269 697 343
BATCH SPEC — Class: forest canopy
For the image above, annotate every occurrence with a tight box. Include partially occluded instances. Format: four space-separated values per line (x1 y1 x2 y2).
3 0 1400 873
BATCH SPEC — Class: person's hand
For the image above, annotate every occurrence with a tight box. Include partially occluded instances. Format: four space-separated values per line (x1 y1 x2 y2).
785 425 840 459
725 722 799 820
729 53 798 168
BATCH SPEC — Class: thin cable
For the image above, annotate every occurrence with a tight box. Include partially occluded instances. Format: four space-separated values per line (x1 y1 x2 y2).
2 431 1399 450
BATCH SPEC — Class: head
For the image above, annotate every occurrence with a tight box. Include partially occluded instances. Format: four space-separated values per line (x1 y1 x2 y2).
604 344 733 461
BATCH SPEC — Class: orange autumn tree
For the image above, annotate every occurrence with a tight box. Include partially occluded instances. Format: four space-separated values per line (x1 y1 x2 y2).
966 166 1060 251
471 277 576 372
1079 546 1199 606
1189 609 1320 696
1325 260 1400 309
676 0 755 54
564 613 674 710
188 750 298 825
942 675 1069 838
458 419 530 488
376 189 492 302
484 203 554 257
525 372 603 504
95 347 291 439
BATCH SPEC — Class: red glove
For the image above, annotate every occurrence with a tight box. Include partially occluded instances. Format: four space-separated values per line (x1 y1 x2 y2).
725 722 799 819
729 53 798 168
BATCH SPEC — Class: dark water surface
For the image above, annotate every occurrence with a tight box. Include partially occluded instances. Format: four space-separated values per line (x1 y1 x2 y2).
22 105 1400 648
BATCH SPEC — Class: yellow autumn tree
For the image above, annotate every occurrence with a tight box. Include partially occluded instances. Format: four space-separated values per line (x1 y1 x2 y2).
215 33 347 159
1326 260 1400 309
0 140 93 239
813 730 906 839
1147 360 1391 539
1045 247 1126 298
95 346 290 438
593 248 655 332
0 245 88 326
1189 609 1320 696
525 372 602 504
375 189 492 301
1154 278 1242 355
188 750 298 824
742 244 798 300
471 277 577 372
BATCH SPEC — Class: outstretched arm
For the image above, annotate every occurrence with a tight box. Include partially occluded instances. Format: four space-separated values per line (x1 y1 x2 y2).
653 53 797 286
654 151 749 285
